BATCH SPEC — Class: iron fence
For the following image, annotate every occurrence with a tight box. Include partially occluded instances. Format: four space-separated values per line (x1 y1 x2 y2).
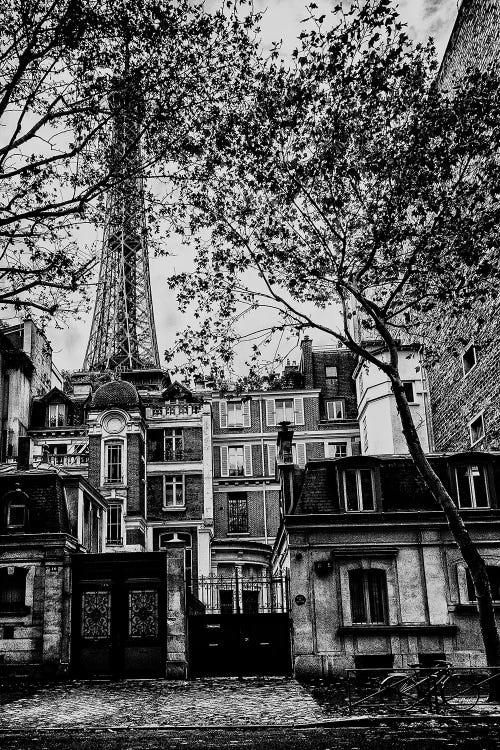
191 571 289 615
342 666 500 715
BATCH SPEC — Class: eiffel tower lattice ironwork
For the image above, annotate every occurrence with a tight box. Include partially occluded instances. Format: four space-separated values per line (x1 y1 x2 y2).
83 79 160 372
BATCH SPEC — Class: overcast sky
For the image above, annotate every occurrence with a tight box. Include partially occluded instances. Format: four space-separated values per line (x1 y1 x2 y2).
44 0 459 376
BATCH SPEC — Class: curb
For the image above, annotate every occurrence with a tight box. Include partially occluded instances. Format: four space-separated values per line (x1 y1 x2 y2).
1 714 500 732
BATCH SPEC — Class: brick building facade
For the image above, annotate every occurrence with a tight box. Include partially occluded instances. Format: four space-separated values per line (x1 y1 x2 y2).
428 0 500 453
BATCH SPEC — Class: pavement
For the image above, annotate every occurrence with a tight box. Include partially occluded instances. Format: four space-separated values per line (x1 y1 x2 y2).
1 676 500 734
0 677 328 729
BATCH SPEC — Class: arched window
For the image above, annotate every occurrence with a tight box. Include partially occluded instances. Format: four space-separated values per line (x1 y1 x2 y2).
159 532 192 592
0 568 28 613
2 485 29 531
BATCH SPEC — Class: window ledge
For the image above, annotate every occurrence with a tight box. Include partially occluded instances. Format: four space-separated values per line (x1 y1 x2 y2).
162 506 186 512
338 624 457 635
0 606 30 617
227 531 250 536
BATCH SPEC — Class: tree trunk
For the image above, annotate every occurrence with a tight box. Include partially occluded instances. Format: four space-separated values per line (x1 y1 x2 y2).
387 359 500 697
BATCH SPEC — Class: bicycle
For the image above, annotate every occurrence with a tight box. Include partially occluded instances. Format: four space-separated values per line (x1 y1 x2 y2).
379 661 481 712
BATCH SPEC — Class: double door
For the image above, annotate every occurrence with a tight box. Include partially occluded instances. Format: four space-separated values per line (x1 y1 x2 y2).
72 553 166 678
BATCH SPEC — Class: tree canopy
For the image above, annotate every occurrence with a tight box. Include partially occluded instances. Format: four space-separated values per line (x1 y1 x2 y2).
0 0 259 321
165 0 500 377
163 0 500 671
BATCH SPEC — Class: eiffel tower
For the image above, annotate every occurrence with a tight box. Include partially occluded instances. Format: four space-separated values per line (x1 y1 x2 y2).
83 74 160 372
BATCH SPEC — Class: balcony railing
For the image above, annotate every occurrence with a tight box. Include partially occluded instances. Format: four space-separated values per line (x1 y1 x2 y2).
147 404 202 419
47 454 89 466
191 573 289 615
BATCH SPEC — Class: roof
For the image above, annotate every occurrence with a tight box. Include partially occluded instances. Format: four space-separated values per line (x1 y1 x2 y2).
91 379 140 410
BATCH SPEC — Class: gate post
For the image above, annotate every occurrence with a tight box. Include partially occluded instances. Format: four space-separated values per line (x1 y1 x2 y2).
165 543 188 679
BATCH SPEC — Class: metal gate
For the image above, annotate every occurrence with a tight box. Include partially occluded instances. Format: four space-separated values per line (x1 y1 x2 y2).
71 552 167 678
188 572 292 677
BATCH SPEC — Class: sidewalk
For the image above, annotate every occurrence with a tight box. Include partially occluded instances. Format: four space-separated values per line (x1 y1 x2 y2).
1 677 500 731
0 677 327 729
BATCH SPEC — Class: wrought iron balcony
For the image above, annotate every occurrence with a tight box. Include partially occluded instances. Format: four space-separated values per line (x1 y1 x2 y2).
147 404 203 419
46 454 89 467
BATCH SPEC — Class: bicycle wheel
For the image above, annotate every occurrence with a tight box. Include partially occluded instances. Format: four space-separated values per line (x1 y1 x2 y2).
442 675 480 712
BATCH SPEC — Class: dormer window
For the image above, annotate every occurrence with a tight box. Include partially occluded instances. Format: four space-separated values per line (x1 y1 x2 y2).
342 468 375 511
455 465 489 508
462 344 477 376
325 366 338 388
7 501 27 529
48 403 66 427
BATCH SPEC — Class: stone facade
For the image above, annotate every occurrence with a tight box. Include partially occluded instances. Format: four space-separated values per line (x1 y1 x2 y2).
272 449 500 677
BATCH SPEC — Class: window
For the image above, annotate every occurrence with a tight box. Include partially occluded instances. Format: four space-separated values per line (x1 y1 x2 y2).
7 501 27 529
343 468 375 511
105 442 123 483
48 403 66 427
229 446 247 476
466 566 500 601
469 413 485 446
348 569 388 624
326 400 345 420
455 465 489 508
325 365 338 388
227 402 243 428
228 492 248 533
266 398 304 426
242 589 259 614
165 428 183 461
0 568 27 613
275 398 294 423
220 445 252 477
106 505 122 543
220 400 251 428
164 475 184 507
219 589 234 615
403 381 415 403
462 344 477 376
326 442 348 458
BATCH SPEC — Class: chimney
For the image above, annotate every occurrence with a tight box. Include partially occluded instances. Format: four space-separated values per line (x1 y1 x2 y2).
301 336 314 389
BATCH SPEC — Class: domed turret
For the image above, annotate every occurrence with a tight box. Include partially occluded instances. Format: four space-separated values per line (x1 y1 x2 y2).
91 380 140 410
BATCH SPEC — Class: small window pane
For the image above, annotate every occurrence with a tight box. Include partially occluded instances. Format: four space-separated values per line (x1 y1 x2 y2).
7 503 26 528
327 442 347 458
456 466 472 507
348 569 366 623
106 444 122 482
344 470 359 511
227 402 243 427
367 570 387 623
470 415 485 445
463 345 477 375
228 446 245 476
403 382 415 403
472 466 489 507
360 470 374 510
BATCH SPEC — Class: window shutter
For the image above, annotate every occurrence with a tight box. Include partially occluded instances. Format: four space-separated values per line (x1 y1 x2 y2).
242 400 251 427
220 446 229 477
266 400 276 427
219 400 228 428
296 442 306 469
244 444 253 476
267 444 277 476
294 397 304 425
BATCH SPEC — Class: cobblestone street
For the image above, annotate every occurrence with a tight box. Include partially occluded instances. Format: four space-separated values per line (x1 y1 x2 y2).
0 677 327 729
